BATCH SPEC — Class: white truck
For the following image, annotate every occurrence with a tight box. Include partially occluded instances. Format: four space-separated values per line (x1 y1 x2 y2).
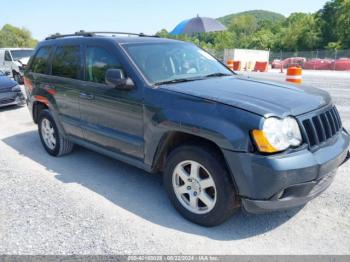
0 48 34 83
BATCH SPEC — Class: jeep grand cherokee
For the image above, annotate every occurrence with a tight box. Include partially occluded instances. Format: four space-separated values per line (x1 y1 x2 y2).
24 31 350 226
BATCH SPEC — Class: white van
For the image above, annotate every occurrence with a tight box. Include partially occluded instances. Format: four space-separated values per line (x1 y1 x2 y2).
0 48 35 83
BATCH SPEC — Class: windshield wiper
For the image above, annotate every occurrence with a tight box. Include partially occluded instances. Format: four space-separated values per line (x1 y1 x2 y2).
204 72 232 78
154 78 199 86
154 73 232 86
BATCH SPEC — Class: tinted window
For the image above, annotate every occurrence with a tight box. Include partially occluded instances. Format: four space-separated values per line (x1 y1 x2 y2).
86 46 121 84
4 51 12 61
52 46 81 79
31 46 52 74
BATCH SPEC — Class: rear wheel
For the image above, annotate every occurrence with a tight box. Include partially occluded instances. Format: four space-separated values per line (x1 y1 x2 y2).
13 71 22 84
163 144 238 226
38 109 74 156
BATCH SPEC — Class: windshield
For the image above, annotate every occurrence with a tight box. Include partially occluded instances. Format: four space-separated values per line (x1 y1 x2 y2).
11 49 34 60
123 42 233 85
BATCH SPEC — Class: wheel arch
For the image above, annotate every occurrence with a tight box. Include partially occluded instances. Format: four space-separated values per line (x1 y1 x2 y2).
151 131 239 194
32 101 48 124
32 100 67 138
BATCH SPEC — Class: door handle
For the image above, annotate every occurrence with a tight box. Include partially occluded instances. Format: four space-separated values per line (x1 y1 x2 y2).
80 92 94 100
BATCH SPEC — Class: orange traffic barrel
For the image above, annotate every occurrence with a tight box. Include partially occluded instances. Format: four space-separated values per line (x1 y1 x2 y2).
227 60 234 71
286 67 302 84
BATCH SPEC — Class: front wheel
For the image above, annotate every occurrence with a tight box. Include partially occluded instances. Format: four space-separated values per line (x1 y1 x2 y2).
163 145 238 227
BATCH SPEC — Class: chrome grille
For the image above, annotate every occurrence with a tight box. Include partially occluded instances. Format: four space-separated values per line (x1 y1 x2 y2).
301 106 342 148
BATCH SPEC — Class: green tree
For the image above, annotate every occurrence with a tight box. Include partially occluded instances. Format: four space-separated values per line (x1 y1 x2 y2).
212 31 236 51
248 29 275 49
158 1 350 52
317 0 350 49
156 29 170 38
337 0 350 48
278 13 320 51
229 15 258 36
228 15 258 48
0 24 37 48
325 42 343 50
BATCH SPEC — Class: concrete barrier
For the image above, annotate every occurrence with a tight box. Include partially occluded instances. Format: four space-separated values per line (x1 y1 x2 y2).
254 61 268 72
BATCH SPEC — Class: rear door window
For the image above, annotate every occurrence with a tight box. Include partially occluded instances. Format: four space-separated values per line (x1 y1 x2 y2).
52 46 81 79
31 46 52 74
86 46 121 84
4 51 12 61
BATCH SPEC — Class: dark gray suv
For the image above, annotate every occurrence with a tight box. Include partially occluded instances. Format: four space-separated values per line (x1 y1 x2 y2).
24 31 350 226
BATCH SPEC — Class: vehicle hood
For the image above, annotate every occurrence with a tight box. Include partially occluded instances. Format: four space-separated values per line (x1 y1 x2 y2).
0 76 17 92
15 57 30 66
160 76 331 117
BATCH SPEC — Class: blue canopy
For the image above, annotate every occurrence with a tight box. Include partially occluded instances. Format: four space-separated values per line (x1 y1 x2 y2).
170 16 226 35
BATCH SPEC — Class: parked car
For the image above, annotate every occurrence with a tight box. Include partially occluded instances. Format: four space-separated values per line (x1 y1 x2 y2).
24 32 350 226
332 58 350 71
0 69 25 108
0 48 35 84
271 59 282 69
304 58 333 70
271 57 306 69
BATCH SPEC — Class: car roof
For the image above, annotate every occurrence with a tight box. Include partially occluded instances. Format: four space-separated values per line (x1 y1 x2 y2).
38 34 184 47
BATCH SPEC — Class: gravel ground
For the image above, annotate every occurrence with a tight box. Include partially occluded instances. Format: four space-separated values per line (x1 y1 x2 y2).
0 71 349 255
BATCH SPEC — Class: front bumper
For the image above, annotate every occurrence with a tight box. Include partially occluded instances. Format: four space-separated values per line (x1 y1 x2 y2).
242 169 337 213
223 129 350 214
0 91 25 108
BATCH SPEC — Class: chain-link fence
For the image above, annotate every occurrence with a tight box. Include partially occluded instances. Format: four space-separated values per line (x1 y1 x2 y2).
269 49 350 71
208 48 350 71
270 49 350 62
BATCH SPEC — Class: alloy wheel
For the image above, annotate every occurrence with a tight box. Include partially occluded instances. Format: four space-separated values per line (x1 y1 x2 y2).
41 118 56 150
172 160 217 214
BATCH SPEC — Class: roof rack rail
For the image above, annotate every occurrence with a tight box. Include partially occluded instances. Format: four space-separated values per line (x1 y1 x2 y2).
86 31 159 37
45 30 159 40
45 31 94 40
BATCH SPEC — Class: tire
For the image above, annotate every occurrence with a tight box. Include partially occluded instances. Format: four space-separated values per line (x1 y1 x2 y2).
38 109 74 156
163 144 238 227
13 71 22 84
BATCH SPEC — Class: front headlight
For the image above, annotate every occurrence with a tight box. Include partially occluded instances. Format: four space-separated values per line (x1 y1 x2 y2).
11 85 21 92
252 116 302 153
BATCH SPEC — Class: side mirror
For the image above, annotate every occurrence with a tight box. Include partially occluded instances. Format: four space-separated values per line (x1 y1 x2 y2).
5 71 11 76
105 69 133 90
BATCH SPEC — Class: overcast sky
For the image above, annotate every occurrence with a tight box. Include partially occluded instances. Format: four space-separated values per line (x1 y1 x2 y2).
1 0 329 40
